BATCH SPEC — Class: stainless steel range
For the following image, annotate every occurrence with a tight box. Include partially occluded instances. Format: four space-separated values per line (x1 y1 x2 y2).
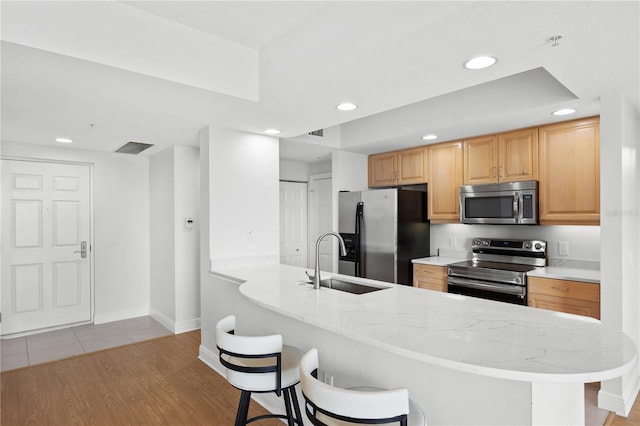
447 238 547 305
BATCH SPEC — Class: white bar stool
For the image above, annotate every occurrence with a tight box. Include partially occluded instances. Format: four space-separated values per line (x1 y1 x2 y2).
216 315 304 426
299 348 427 426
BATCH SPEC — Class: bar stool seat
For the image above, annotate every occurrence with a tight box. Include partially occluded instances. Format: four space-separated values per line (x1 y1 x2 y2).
216 315 303 426
300 348 427 426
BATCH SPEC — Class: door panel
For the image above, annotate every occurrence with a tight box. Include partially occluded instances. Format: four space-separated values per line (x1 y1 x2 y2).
279 181 308 268
1 159 92 335
13 200 43 247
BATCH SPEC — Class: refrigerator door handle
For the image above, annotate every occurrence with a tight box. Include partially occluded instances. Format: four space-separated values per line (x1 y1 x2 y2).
355 202 363 277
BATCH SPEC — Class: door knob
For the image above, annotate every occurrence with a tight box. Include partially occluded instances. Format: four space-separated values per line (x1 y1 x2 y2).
74 241 88 259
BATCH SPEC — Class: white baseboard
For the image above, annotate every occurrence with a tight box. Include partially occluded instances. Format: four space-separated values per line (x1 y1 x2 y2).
149 309 201 334
94 307 150 325
599 375 640 416
175 317 201 334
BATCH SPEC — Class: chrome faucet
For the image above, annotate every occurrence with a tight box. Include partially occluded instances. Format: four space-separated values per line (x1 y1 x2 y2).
308 232 347 290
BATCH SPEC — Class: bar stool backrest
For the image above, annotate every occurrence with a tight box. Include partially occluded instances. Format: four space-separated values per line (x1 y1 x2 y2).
300 348 410 425
216 315 284 394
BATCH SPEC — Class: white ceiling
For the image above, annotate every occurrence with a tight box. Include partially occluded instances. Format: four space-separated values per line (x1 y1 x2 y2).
1 1 638 162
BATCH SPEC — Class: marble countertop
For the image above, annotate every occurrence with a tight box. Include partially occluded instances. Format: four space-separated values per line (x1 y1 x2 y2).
412 256 464 267
212 264 636 384
527 266 600 283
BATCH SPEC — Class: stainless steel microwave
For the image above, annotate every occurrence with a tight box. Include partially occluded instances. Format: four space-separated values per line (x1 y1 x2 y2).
460 181 538 225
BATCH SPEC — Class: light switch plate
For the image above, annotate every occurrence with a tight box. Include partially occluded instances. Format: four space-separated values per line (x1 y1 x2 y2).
559 241 569 256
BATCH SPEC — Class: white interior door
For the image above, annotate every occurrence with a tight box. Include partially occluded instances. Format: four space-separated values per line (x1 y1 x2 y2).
1 159 92 335
308 175 333 272
279 181 308 267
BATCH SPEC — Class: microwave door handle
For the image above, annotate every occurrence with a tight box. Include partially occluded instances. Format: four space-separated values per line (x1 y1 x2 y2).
513 193 520 224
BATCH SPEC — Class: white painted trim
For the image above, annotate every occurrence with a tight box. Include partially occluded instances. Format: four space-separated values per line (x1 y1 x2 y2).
0 155 95 167
149 308 175 332
175 318 201 334
94 308 150 325
598 375 640 416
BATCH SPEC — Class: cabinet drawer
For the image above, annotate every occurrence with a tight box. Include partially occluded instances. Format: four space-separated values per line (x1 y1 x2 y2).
413 264 447 279
414 277 447 292
413 264 447 292
529 294 600 320
528 277 599 302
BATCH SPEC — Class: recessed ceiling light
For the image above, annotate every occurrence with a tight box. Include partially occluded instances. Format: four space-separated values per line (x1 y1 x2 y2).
551 108 576 116
336 102 358 111
463 56 497 70
422 134 438 141
264 128 281 135
55 137 73 143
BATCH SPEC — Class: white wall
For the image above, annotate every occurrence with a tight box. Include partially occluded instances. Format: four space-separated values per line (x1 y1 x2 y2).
599 92 640 415
309 159 332 175
430 223 601 262
150 148 176 321
279 159 309 182
1 141 150 323
208 127 280 266
173 146 201 330
149 146 200 333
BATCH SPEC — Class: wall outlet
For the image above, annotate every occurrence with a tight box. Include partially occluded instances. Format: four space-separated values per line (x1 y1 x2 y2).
559 241 569 256
449 236 457 248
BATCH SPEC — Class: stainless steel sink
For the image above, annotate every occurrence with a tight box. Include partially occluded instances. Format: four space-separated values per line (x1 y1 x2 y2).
303 278 387 294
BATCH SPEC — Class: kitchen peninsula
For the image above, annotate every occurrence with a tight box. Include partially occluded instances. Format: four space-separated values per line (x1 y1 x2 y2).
202 263 636 425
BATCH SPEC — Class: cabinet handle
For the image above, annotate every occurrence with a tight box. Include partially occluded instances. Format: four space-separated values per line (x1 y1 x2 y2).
492 166 497 179
551 286 570 292
499 166 503 178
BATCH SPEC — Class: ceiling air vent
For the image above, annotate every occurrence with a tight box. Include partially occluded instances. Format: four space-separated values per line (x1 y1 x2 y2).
308 129 324 137
115 141 154 154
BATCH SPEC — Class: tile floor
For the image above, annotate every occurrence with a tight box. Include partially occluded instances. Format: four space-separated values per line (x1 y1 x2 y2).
0 316 172 372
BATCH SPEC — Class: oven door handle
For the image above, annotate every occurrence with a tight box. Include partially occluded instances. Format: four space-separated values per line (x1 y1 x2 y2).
448 277 525 296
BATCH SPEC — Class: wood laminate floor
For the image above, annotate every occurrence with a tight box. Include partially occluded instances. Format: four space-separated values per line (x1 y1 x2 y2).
2 328 639 425
1 330 281 426
611 394 640 426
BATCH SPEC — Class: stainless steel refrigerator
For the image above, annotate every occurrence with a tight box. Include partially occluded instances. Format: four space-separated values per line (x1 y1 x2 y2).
338 187 430 285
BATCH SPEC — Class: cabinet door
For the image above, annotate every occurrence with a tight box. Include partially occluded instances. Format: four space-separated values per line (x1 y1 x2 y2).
498 128 538 182
413 264 447 292
368 152 397 187
463 135 498 185
428 141 463 223
397 146 428 185
539 117 600 225
528 276 600 320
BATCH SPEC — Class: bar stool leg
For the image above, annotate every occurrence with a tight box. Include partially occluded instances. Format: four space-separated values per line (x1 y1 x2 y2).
283 388 294 426
289 386 303 425
235 390 251 426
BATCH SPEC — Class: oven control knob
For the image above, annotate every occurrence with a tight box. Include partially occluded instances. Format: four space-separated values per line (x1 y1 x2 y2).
473 239 481 246
482 240 489 246
524 242 532 249
535 243 542 250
